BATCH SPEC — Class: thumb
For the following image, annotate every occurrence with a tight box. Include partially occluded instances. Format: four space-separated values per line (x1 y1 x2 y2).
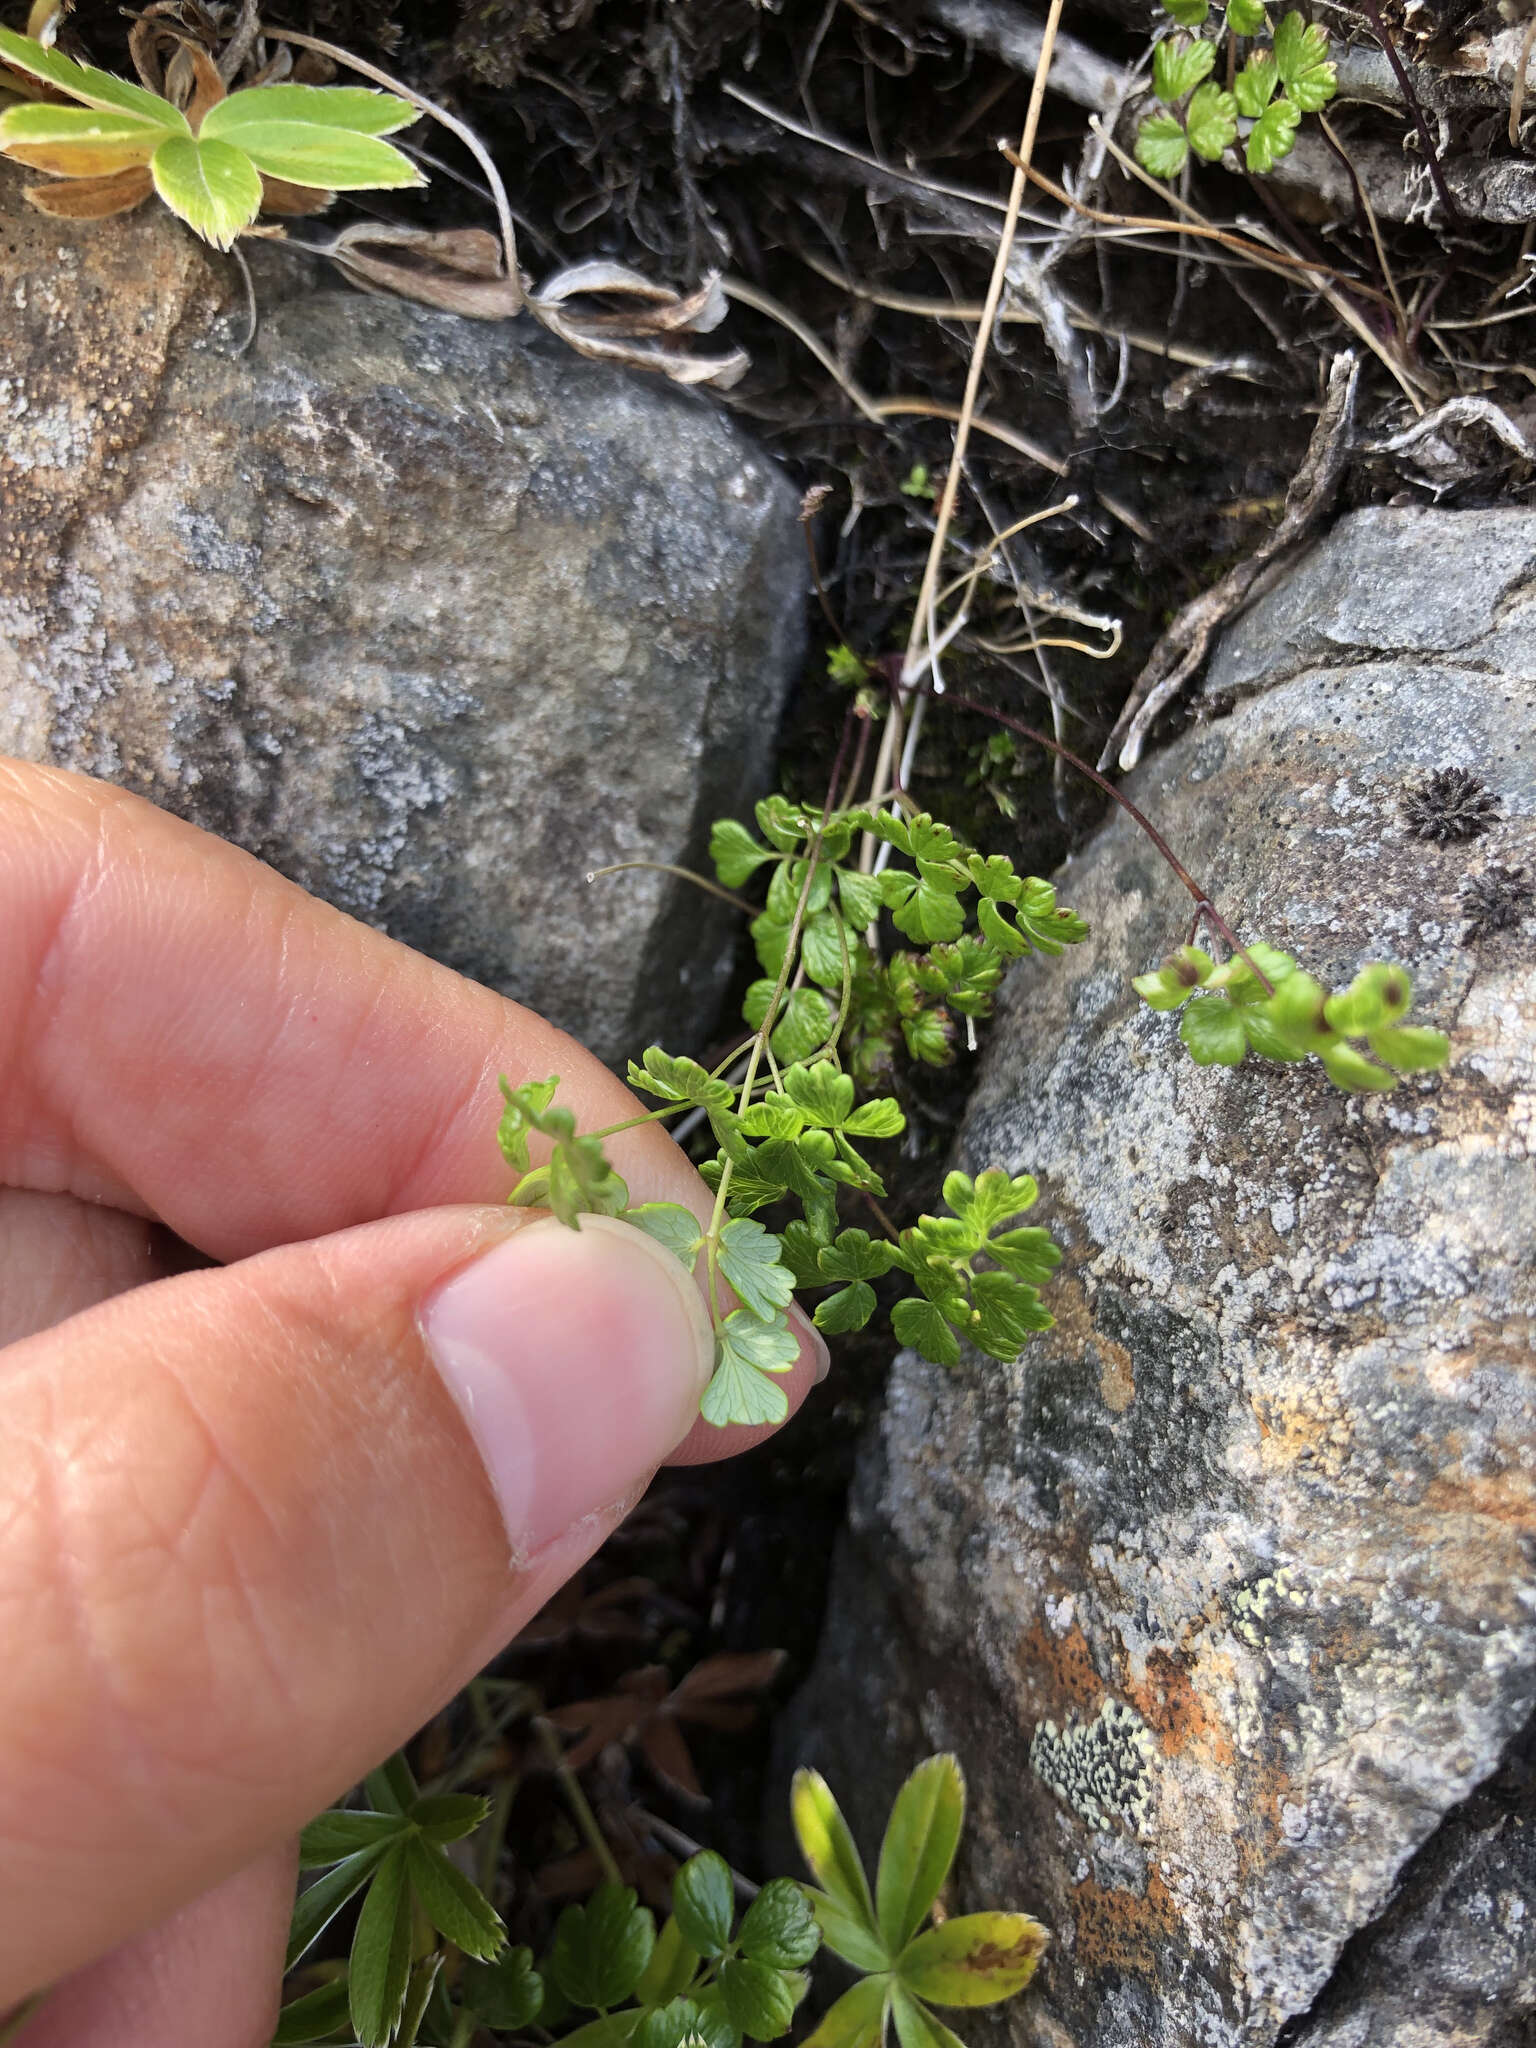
0 1206 713 2007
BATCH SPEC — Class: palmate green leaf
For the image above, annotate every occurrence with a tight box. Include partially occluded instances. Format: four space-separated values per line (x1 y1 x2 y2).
743 983 835 1063
712 817 775 887
968 1269 1052 1359
1234 48 1278 113
800 1975 891 2048
545 1131 629 1227
704 1309 800 1421
896 1912 1048 2007
628 1047 735 1110
1245 92 1301 170
1367 1023 1450 1072
889 1987 966 2048
672 1851 736 1957
1272 9 1336 106
941 1168 1040 1242
1227 0 1267 29
719 1217 796 1321
636 1997 739 2048
1186 80 1238 159
626 1202 705 1267
813 1278 876 1334
819 1228 903 1283
890 1295 961 1367
272 1978 354 2045
1323 961 1412 1035
719 1959 802 2041
791 1770 881 1941
405 1836 506 1960
150 135 263 250
802 911 851 990
461 1945 545 2031
880 868 967 946
1179 993 1247 1065
987 1226 1060 1287
1153 32 1216 102
497 1074 561 1171
1135 110 1190 177
287 1840 398 1969
838 867 885 929
779 1060 855 1127
876 1755 965 1954
349 1841 413 2047
739 1880 821 1969
552 1885 657 2009
0 24 188 126
204 114 422 191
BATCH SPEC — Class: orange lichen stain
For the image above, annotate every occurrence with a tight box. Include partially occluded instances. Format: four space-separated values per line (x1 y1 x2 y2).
1018 1617 1104 1719
1067 1869 1183 1978
1098 1336 1135 1413
1124 1648 1226 1768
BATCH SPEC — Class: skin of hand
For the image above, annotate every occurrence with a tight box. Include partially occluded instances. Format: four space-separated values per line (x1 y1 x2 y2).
0 760 825 2048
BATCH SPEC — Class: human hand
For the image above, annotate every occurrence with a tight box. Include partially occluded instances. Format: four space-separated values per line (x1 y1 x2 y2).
0 761 823 2048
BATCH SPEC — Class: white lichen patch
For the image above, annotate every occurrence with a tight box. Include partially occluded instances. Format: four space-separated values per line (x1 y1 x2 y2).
1030 1697 1160 1838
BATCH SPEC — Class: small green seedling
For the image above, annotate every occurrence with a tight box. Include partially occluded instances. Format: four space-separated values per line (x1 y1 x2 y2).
0 23 420 247
279 1751 1044 2048
1135 2 1336 178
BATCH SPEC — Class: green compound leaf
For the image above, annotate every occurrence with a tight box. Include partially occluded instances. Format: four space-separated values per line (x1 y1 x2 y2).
813 1278 877 1334
941 1168 1040 1241
1227 0 1267 28
1186 80 1238 158
819 1228 903 1283
891 1295 961 1368
626 1202 705 1267
1245 91 1301 169
1153 33 1216 103
1133 945 1214 1010
702 1309 800 1427
780 1060 856 1127
751 911 792 979
272 1979 353 2045
712 818 775 887
889 1986 966 2048
150 135 263 250
0 24 190 125
405 1836 506 1960
672 1850 736 1958
838 867 886 929
800 1975 892 2048
720 1220 794 1318
1272 9 1337 107
743 983 836 1063
1161 0 1211 21
828 642 869 687
720 1959 802 2041
349 1841 413 2048
1179 994 1248 1065
880 867 967 946
876 1754 965 1954
896 1911 1049 2007
497 1074 560 1171
739 1880 822 1970
778 1218 828 1287
802 911 851 990
1322 961 1413 1035
968 1269 1053 1359
1320 1041 1399 1091
628 1047 736 1110
461 1946 545 2031
552 1885 657 2009
1234 48 1279 113
1135 109 1190 177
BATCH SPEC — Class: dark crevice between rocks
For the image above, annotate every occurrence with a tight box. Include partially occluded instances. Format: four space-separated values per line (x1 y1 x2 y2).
1274 1706 1536 2048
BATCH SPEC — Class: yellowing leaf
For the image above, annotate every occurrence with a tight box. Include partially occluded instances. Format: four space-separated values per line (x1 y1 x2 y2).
876 1756 965 1953
0 25 188 127
896 1911 1047 2007
204 82 418 138
791 1771 881 1941
18 163 152 216
0 102 166 175
149 134 262 249
799 1974 891 2048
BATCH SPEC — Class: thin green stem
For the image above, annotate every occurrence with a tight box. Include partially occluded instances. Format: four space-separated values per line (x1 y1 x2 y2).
478 1769 520 1897
586 860 757 915
586 1105 689 1142
534 1719 622 1886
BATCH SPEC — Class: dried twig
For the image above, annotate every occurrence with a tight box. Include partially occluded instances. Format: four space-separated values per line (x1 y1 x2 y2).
1102 353 1361 773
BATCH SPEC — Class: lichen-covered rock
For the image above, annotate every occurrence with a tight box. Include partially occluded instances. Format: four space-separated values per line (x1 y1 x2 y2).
778 509 1536 2046
0 167 803 1063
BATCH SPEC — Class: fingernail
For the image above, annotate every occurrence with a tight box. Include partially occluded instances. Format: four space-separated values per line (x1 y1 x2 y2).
790 1302 832 1384
422 1214 716 1559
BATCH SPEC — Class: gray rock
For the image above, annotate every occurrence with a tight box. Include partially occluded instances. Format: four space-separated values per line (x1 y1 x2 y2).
779 509 1536 2047
0 168 804 1063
